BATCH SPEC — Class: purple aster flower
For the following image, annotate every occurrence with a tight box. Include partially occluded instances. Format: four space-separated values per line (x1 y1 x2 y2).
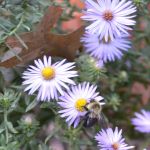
22 56 78 101
95 127 134 150
81 0 136 41
58 82 104 128
131 110 150 133
81 32 130 62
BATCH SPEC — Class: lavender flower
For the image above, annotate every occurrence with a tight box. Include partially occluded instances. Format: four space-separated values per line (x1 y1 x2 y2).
81 0 136 41
22 56 78 101
58 82 104 128
95 127 134 150
131 110 150 133
81 32 130 62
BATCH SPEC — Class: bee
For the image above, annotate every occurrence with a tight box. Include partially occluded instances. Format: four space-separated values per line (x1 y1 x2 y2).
83 99 107 128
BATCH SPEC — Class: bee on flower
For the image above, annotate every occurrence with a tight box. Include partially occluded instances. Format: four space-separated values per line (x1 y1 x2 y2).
58 82 105 128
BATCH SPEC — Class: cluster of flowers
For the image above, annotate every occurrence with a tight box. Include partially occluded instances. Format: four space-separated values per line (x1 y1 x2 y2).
22 55 135 149
22 0 150 149
81 0 136 64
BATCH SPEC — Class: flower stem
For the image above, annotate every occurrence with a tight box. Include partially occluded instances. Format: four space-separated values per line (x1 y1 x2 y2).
4 109 8 145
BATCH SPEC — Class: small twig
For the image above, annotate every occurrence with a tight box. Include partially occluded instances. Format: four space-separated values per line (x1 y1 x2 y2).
5 43 22 60
8 14 24 36
14 33 28 49
0 13 27 48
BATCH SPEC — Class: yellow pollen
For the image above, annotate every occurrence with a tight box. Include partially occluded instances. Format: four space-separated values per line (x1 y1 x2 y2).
103 11 113 21
75 98 87 112
41 67 55 80
112 143 119 150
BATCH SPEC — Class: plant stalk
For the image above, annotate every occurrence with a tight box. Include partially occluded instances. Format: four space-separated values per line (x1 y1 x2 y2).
4 109 8 145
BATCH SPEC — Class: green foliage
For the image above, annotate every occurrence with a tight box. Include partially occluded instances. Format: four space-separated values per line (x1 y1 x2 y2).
76 54 106 83
0 0 150 149
0 89 20 111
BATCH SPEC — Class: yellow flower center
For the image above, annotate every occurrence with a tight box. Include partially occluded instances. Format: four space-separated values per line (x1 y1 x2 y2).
75 98 87 112
112 143 119 150
41 67 55 80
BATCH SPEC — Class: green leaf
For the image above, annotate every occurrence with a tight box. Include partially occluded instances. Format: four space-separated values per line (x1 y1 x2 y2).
0 146 6 150
38 144 49 150
7 122 18 134
9 93 21 113
36 0 51 6
0 134 5 146
0 129 4 134
7 141 20 150
25 98 38 112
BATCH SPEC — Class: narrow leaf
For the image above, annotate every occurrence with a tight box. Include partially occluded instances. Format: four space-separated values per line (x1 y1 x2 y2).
25 98 38 112
7 122 18 134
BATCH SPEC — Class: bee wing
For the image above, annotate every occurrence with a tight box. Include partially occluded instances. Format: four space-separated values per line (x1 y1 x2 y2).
98 112 109 129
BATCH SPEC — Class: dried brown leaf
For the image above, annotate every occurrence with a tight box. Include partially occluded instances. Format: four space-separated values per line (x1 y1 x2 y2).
131 82 150 105
0 6 84 68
